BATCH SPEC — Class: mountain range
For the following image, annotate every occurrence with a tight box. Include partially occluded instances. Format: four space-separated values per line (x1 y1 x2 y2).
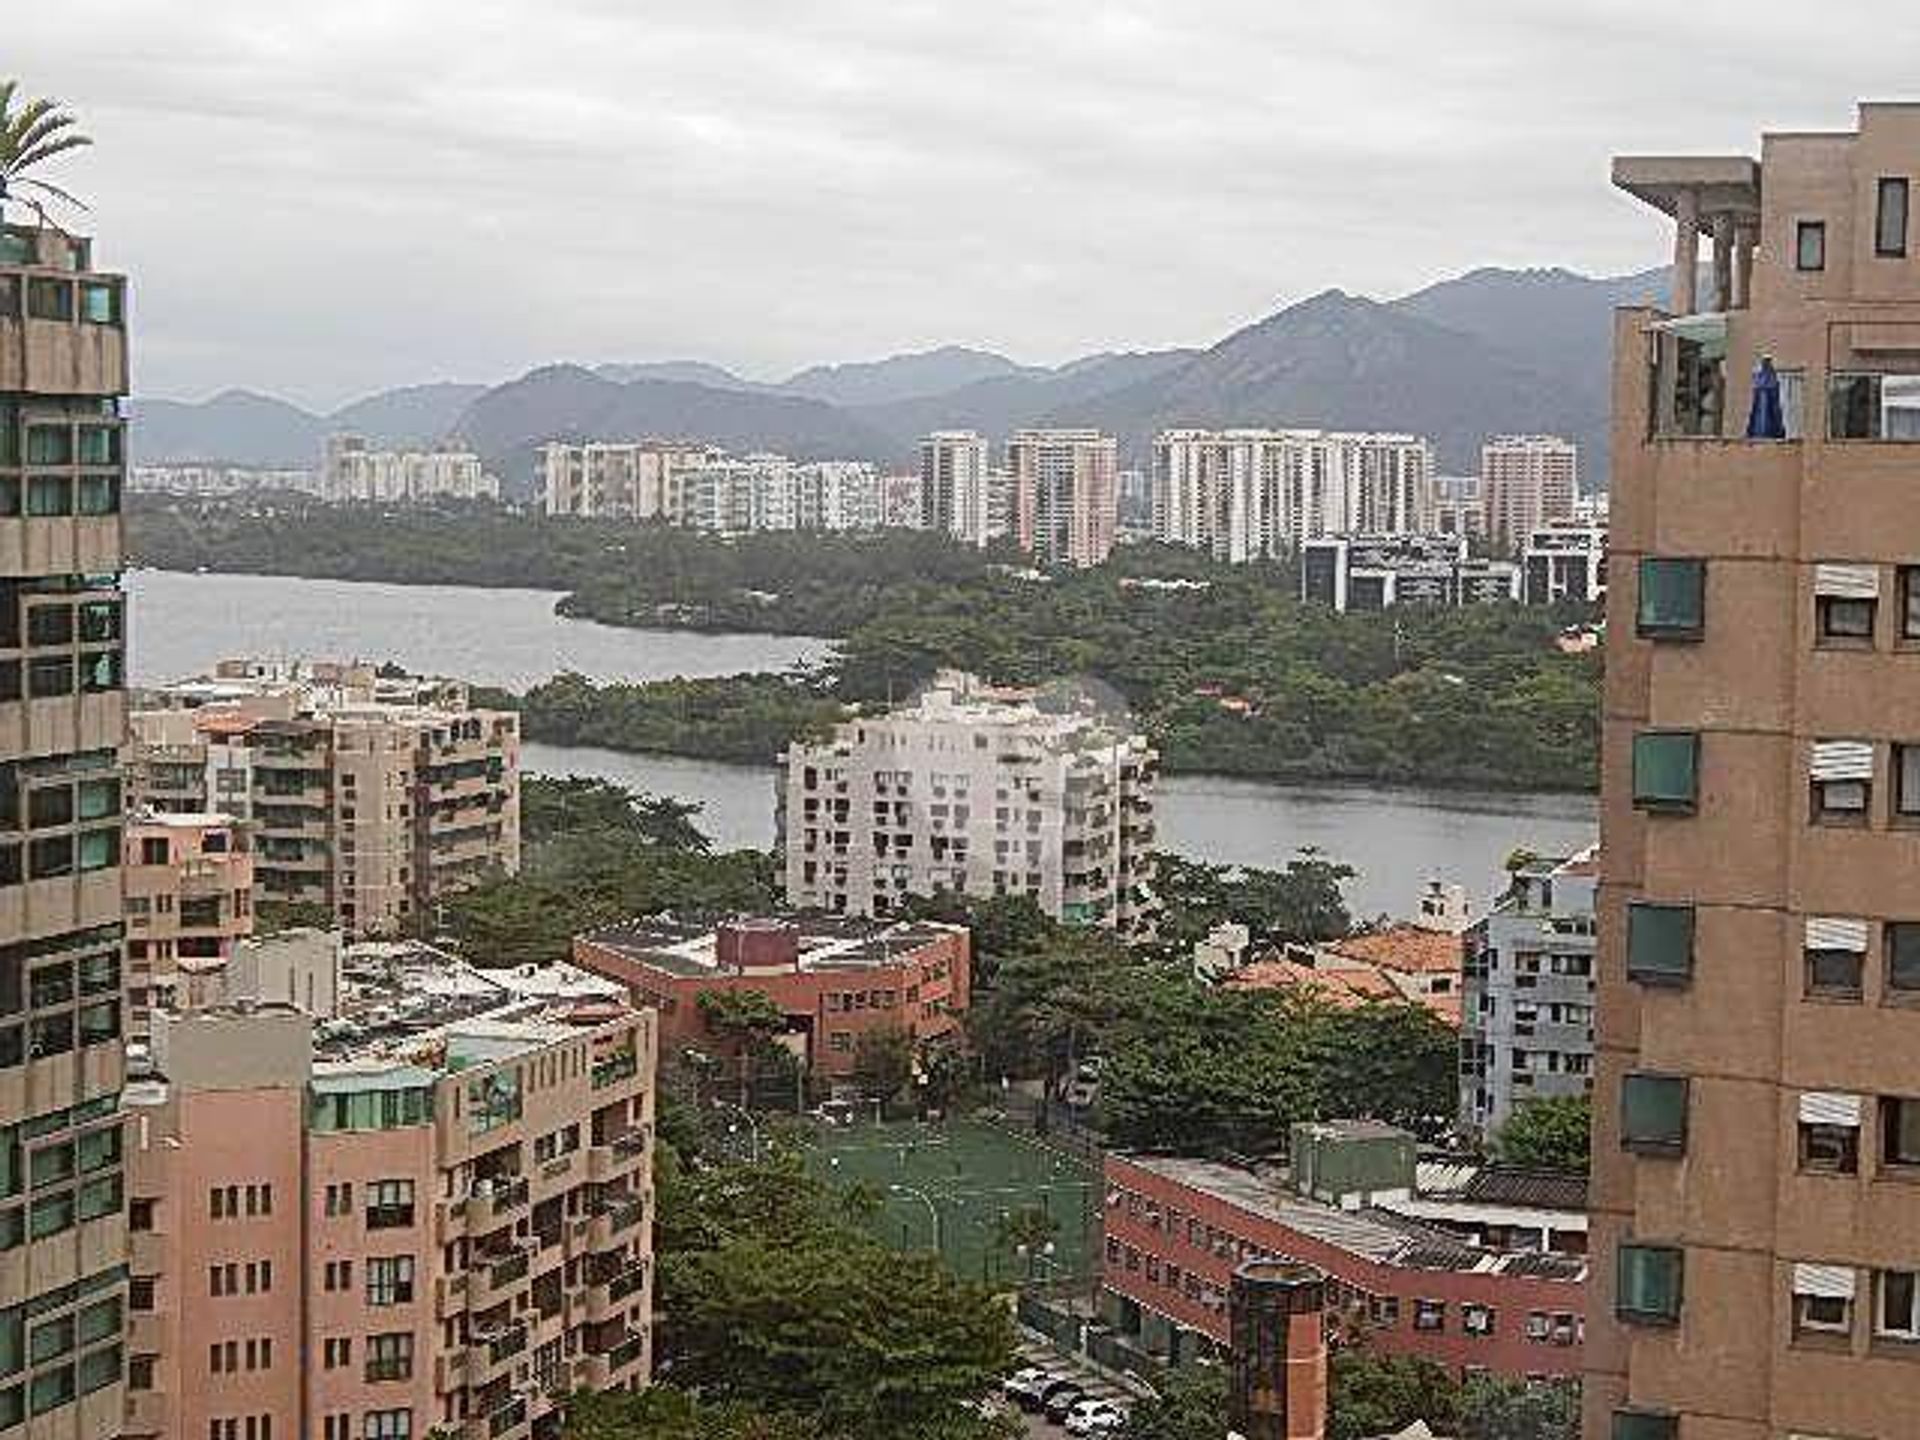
131 264 1672 495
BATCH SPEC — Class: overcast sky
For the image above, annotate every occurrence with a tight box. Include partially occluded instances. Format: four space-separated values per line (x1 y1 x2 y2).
13 1 1920 408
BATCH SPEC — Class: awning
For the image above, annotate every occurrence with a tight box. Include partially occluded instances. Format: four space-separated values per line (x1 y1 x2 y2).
1799 1092 1863 1127
1792 1262 1856 1300
1654 310 1730 358
1805 917 1868 953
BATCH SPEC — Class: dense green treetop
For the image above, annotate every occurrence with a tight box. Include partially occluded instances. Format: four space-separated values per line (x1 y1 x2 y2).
1491 1095 1592 1173
132 500 1600 790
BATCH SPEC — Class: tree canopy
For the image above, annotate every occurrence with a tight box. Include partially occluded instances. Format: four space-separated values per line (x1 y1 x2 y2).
1492 1095 1592 1173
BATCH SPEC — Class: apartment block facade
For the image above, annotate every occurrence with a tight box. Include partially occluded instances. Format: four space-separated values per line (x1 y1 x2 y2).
1151 429 1437 561
1459 848 1597 1138
123 813 254 1034
1480 436 1577 556
919 432 990 546
536 441 714 521
130 661 519 938
1521 524 1609 606
572 915 969 1084
321 435 498 505
0 222 132 1440
1102 1139 1586 1382
1591 104 1920 1440
1298 534 1519 611
778 672 1158 932
124 947 655 1440
1009 429 1118 568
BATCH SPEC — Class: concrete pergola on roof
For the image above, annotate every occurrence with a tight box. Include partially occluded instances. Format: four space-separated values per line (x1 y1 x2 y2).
1612 155 1761 220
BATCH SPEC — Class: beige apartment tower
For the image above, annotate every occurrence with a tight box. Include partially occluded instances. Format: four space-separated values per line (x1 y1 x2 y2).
124 946 655 1440
1481 435 1577 556
1591 104 1920 1440
0 223 132 1438
130 661 520 938
1009 429 1118 568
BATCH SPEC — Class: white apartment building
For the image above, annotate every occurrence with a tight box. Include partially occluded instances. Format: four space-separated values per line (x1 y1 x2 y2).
130 464 322 497
538 439 715 520
920 431 991 545
1151 429 1437 560
1459 847 1598 1136
1479 435 1577 555
321 432 499 503
1521 523 1608 605
778 671 1158 934
1009 429 1119 567
1430 475 1486 541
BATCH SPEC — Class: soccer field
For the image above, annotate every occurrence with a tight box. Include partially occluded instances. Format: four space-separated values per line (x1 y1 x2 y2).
804 1118 1101 1287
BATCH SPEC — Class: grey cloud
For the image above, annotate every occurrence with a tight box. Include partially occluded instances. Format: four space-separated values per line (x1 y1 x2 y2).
11 0 1920 407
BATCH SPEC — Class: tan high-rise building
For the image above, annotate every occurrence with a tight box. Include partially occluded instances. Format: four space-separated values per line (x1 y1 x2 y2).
124 944 655 1440
1009 429 1118 568
123 813 255 1034
129 660 520 938
0 221 132 1439
1591 103 1920 1440
1480 435 1577 556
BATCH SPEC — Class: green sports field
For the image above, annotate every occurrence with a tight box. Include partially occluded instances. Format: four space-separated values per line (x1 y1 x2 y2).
803 1118 1101 1288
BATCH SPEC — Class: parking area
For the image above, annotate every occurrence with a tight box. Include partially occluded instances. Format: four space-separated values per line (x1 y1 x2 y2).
1001 1338 1139 1436
803 1117 1101 1285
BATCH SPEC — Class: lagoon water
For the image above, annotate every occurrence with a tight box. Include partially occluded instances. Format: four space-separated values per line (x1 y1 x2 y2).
132 569 1597 918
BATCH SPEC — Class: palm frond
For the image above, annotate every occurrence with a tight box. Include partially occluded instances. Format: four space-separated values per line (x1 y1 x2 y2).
1 97 55 153
0 81 16 125
16 176 87 210
11 107 83 161
12 131 90 175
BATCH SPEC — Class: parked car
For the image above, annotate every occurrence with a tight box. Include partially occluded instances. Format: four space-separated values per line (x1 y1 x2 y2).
1001 1367 1049 1404
1007 1369 1068 1412
1043 1383 1090 1423
1065 1399 1127 1435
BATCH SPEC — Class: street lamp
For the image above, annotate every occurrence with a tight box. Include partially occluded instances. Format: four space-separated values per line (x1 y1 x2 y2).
889 1183 941 1256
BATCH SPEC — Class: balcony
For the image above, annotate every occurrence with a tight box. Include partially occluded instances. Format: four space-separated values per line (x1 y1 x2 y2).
124 1387 169 1437
434 1348 470 1392
469 1245 533 1309
587 1195 646 1250
435 1270 469 1318
469 1320 529 1386
472 1176 530 1224
586 1132 646 1183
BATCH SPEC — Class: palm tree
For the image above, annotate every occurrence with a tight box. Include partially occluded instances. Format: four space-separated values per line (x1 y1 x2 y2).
0 82 91 225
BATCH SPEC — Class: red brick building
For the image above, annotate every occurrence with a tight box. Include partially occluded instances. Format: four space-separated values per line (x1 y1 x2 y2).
1102 1151 1586 1382
571 915 969 1081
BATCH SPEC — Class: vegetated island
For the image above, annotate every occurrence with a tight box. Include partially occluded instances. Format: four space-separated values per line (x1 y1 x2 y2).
129 494 1600 790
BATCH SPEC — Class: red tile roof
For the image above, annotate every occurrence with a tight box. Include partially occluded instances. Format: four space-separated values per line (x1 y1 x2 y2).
1326 927 1464 976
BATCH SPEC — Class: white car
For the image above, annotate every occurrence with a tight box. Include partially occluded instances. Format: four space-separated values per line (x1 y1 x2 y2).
1000 1367 1054 1409
1065 1399 1127 1434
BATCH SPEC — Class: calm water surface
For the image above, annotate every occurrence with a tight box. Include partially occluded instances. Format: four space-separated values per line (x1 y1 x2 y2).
133 571 1596 918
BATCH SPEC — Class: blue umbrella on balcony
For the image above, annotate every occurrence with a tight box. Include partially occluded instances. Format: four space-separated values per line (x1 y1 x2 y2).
1747 354 1786 439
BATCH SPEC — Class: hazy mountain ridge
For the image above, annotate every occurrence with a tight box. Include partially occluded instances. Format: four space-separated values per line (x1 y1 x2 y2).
133 263 1666 488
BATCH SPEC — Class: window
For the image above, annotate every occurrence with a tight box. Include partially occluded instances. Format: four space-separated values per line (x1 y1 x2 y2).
1412 1299 1445 1332
1792 1265 1855 1340
1901 567 1920 640
1829 372 1920 440
1810 741 1873 824
1462 1303 1495 1337
1636 558 1705 640
1616 1243 1682 1325
363 1410 411 1440
1626 902 1694 986
365 1179 414 1229
1620 1073 1688 1155
1894 745 1920 823
1632 732 1698 813
1817 593 1877 644
1877 1269 1920 1342
322 1337 350 1369
1888 922 1920 996
1800 1092 1861 1174
366 1256 414 1307
364 1332 412 1382
25 281 71 322
1882 1096 1920 1167
1805 916 1867 999
1797 219 1827 271
1877 176 1909 257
